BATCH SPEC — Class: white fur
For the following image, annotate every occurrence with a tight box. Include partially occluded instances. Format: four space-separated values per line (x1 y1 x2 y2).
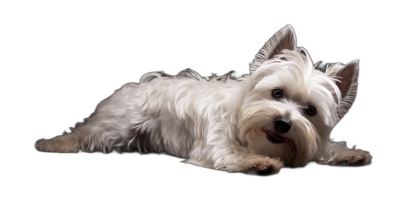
36 25 372 174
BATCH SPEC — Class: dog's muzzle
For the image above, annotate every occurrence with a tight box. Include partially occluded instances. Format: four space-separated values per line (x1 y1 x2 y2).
261 117 292 144
265 130 286 144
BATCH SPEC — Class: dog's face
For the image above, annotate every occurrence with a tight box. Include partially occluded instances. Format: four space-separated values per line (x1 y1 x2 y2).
239 25 360 167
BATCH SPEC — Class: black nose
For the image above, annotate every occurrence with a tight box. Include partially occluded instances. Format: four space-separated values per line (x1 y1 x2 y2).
274 117 292 133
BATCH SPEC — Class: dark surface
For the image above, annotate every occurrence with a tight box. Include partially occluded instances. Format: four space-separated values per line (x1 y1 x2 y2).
9 2 399 214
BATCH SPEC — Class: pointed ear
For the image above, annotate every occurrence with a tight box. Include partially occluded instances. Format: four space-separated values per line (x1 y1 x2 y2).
330 60 360 119
250 25 297 74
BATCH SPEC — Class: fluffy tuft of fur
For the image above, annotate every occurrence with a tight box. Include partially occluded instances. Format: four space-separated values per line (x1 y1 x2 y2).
35 25 372 175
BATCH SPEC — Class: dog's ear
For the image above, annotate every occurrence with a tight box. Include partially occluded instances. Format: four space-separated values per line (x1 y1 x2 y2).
250 25 297 74
328 60 360 120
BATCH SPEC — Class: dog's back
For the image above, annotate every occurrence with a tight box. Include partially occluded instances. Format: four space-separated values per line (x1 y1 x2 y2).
36 70 246 158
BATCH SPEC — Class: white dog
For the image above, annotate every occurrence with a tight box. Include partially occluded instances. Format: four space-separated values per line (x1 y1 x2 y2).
36 25 372 175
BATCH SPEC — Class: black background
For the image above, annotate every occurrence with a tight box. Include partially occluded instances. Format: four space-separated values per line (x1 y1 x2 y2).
6 1 398 214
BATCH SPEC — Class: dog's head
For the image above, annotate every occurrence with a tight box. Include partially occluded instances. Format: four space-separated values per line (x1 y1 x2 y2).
239 25 359 167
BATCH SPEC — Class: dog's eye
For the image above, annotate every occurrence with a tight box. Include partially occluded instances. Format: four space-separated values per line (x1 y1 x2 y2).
272 89 283 98
305 106 317 116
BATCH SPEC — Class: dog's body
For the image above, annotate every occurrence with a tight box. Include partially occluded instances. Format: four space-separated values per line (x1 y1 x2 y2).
35 25 372 174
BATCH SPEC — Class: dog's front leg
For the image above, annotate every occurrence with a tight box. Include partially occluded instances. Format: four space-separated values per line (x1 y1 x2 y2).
188 141 284 175
317 140 372 166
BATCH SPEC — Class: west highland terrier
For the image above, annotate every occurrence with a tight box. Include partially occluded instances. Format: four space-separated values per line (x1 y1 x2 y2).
35 25 372 175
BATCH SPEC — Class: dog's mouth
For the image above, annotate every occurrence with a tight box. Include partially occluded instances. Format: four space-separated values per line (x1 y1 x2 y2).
261 129 286 144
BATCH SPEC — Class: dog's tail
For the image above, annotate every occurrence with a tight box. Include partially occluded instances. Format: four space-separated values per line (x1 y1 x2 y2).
35 132 79 153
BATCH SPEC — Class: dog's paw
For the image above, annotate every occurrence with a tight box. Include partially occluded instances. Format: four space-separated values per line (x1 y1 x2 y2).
250 157 284 175
329 149 372 166
35 135 79 153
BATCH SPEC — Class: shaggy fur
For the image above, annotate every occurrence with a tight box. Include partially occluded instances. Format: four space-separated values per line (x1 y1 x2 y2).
35 25 372 175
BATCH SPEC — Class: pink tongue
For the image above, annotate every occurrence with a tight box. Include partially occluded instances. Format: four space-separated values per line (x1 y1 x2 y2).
268 132 285 141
